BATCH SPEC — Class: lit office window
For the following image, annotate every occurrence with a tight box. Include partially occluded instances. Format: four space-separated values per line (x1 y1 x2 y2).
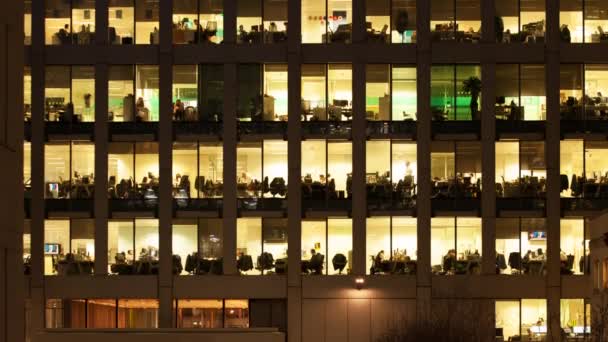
431 65 481 121
430 141 481 199
496 218 547 275
136 0 159 44
200 65 224 121
87 299 117 328
584 65 608 120
236 218 287 275
45 299 86 328
237 0 287 44
560 64 583 120
302 139 352 200
173 0 224 44
560 140 608 198
173 219 223 275
495 141 546 198
560 299 591 337
172 65 198 121
45 66 95 122
237 64 288 121
25 1 32 45
430 217 481 275
24 66 32 120
108 142 159 199
108 0 133 44
366 217 417 275
301 64 352 121
236 140 287 199
495 299 547 341
117 299 159 328
496 0 545 43
302 0 351 43
301 218 352 275
365 0 416 43
108 219 159 275
172 64 224 121
44 142 95 199
366 140 417 210
365 65 417 121
237 142 262 198
45 0 95 45
176 299 223 328
224 300 249 328
495 64 546 121
561 1 608 43
262 140 288 198
560 219 590 275
24 142 31 194
108 65 158 122
44 219 94 276
430 0 481 43
24 220 31 272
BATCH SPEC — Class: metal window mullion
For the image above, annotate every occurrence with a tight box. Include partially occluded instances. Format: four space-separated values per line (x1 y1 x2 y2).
389 64 393 121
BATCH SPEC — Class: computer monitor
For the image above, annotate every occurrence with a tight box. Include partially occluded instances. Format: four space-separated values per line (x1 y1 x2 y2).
44 243 60 255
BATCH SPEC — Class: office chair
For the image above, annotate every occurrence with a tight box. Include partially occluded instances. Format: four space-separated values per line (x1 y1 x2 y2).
257 252 275 272
332 253 348 274
309 253 324 275
237 254 254 273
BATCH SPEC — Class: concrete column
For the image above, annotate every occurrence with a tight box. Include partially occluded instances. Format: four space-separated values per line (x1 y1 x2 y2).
416 0 432 324
351 62 366 276
223 0 237 44
351 0 366 44
222 64 238 275
158 0 174 328
94 63 109 275
481 61 496 275
95 0 108 46
0 1 25 341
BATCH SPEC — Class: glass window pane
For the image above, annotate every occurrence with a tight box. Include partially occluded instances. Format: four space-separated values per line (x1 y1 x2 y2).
135 0 159 44
24 66 32 120
456 65 482 120
366 65 389 120
117 299 159 328
560 299 587 335
263 140 288 198
46 0 71 45
72 0 95 45
560 140 583 197
302 65 327 120
45 66 70 122
109 66 135 122
584 1 608 43
521 218 547 275
262 218 288 274
496 300 521 340
263 0 288 43
199 143 223 197
496 141 520 186
521 65 546 120
199 218 223 260
25 1 32 45
72 142 95 199
520 141 546 178
237 0 262 44
431 217 455 274
328 64 352 121
327 218 352 275
456 217 482 271
236 218 262 275
521 299 547 336
496 0 519 41
108 220 134 273
109 0 135 45
72 66 95 122
366 140 390 182
496 218 521 275
136 65 159 121
392 141 417 186
586 141 608 180
560 0 583 43
560 219 586 275
456 142 482 193
455 0 481 40
302 140 326 186
135 142 159 197
108 143 134 199
327 0 351 43
366 0 390 43
70 219 95 262
134 219 159 261
177 299 223 328
173 142 197 198
200 0 224 43
173 220 197 275
520 0 545 43
173 0 198 44
431 66 454 120
201 64 224 121
366 217 390 274
392 217 417 262
264 64 288 120
431 141 455 189
301 220 327 275
224 300 249 328
392 66 417 121
560 64 583 120
496 64 520 118
172 65 198 121
237 64 262 121
391 0 416 44
302 0 326 43
45 143 70 199
44 220 70 275
584 65 608 119
87 299 117 328
237 142 262 198
328 142 352 195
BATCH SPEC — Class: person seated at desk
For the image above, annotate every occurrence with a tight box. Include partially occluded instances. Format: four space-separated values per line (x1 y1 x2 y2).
173 99 185 121
135 97 150 122
443 249 456 273
57 24 70 45
308 249 324 274
238 25 247 43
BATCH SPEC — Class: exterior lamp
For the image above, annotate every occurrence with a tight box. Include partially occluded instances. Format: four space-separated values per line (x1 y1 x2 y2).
355 277 365 290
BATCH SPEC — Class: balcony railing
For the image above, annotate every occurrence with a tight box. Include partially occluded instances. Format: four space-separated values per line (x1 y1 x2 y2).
45 199 94 214
237 197 287 212
237 121 287 137
496 120 545 138
496 198 546 212
560 119 608 136
109 198 158 214
366 181 416 212
302 121 352 138
45 122 95 139
432 198 481 215
173 121 222 139
366 121 417 138
561 198 608 212
173 198 223 213
109 122 158 138
432 120 480 139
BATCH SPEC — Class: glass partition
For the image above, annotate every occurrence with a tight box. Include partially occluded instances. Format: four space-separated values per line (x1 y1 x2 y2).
496 64 546 120
431 65 482 121
302 0 352 43
560 219 590 275
431 217 481 275
301 218 352 275
496 218 547 275
366 217 417 275
431 0 481 42
496 141 546 198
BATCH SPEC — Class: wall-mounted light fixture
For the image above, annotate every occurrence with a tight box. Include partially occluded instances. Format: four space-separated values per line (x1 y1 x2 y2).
355 277 365 290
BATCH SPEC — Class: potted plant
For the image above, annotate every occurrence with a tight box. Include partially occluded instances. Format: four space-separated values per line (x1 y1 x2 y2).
462 76 482 120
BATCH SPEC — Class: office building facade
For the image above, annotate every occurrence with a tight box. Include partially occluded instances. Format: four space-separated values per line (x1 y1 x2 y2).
4 0 608 341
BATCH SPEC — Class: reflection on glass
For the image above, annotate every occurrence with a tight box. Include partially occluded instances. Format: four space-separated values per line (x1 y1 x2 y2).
496 218 547 275
431 217 481 275
496 141 546 198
